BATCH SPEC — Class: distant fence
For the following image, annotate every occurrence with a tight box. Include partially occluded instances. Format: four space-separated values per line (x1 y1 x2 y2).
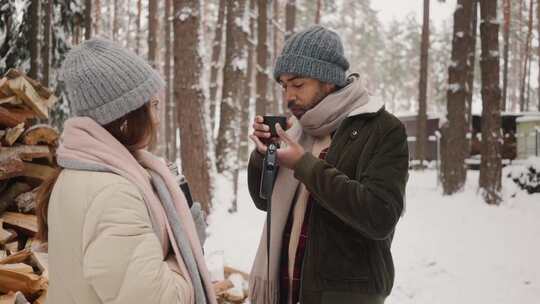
406 132 519 171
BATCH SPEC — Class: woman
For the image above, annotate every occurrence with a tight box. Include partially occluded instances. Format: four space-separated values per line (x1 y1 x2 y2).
36 38 216 304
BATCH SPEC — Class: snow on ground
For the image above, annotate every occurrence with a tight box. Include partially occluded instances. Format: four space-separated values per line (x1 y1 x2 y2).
205 167 540 303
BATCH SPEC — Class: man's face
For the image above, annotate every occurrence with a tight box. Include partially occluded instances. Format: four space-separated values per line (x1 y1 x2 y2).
279 74 336 119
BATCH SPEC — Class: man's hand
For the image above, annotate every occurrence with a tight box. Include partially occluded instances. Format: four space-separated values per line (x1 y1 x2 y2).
275 124 305 169
249 115 271 154
249 115 293 154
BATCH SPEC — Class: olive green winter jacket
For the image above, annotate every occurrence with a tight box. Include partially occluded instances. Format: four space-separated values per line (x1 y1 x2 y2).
248 107 409 304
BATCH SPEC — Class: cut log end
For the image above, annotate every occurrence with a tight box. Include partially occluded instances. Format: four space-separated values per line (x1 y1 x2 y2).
22 125 59 146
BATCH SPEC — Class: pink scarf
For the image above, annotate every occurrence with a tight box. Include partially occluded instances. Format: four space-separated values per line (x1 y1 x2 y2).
56 117 216 304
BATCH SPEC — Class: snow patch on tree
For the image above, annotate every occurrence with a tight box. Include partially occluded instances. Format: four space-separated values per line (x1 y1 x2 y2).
176 6 193 22
231 56 247 72
448 83 462 93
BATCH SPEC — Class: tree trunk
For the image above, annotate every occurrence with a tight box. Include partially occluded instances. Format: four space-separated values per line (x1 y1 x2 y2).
256 0 269 116
93 0 101 35
84 0 91 40
479 0 503 205
519 0 534 111
147 0 164 156
216 0 248 174
173 0 212 212
315 0 323 24
113 0 120 41
209 0 227 134
526 44 532 110
73 17 81 45
268 0 277 115
467 0 478 137
148 0 159 68
273 0 284 114
42 0 52 87
538 0 540 111
106 0 113 36
201 0 212 36
164 0 177 161
29 0 40 79
516 0 525 111
502 0 510 111
217 0 248 211
508 1 520 112
416 0 430 169
125 0 133 48
285 0 296 39
441 0 474 195
239 0 257 164
136 0 142 54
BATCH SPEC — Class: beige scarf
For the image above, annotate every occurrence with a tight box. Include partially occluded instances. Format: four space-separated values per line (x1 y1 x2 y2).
286 135 331 304
249 75 384 304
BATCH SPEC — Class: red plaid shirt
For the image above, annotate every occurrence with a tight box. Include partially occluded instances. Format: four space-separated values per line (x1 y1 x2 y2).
279 148 329 304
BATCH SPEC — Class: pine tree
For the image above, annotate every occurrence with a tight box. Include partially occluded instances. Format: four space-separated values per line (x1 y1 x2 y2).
502 0 511 111
478 0 502 205
441 0 475 195
93 0 100 35
416 0 430 168
466 0 478 132
29 0 40 79
0 1 19 74
208 0 226 134
256 0 269 116
136 0 142 54
173 0 212 212
42 0 53 87
217 0 249 211
112 0 120 41
428 21 453 114
147 0 163 156
324 0 384 95
84 0 91 39
216 0 248 174
285 0 296 39
240 0 256 164
537 0 540 110
520 0 534 111
379 20 408 113
148 0 159 68
315 0 323 24
164 0 177 161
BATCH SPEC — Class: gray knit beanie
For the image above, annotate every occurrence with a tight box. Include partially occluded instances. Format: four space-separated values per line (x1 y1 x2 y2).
61 37 164 125
274 25 350 87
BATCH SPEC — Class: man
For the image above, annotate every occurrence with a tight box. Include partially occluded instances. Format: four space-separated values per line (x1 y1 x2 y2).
247 25 409 304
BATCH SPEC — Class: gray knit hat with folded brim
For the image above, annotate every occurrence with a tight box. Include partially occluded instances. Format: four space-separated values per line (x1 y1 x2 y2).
274 25 350 87
61 37 164 125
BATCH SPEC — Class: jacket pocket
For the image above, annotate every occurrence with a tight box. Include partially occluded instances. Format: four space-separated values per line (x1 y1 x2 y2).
317 211 371 282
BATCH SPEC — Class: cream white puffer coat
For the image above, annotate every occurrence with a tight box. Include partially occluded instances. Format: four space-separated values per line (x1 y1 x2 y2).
46 169 192 304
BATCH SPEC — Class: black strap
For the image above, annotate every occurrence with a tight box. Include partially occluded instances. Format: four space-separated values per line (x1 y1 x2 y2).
267 184 272 291
180 181 194 208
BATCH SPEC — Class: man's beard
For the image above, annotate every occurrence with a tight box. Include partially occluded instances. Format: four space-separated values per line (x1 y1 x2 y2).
288 89 328 119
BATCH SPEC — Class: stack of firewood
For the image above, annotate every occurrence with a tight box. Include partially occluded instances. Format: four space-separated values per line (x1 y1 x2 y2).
214 266 249 304
0 69 58 303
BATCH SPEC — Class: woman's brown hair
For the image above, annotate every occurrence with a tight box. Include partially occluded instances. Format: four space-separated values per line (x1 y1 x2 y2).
36 103 157 241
